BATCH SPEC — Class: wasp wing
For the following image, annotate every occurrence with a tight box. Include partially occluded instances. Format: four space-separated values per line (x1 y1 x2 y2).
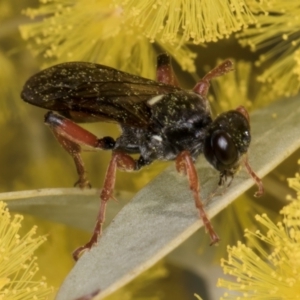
21 62 180 127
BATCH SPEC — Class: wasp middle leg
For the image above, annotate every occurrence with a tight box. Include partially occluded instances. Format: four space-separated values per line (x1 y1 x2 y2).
72 150 143 260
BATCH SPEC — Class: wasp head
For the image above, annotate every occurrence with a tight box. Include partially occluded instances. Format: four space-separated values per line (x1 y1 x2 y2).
203 107 251 181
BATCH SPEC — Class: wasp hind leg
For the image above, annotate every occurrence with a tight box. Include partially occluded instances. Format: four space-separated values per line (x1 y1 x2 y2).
44 111 115 188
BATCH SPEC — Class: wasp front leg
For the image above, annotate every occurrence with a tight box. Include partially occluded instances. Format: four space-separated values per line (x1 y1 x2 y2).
235 106 264 197
176 151 220 245
243 155 264 197
193 60 234 97
45 111 115 188
73 150 143 261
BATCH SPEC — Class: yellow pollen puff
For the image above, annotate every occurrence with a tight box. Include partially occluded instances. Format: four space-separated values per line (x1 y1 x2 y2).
0 201 52 298
219 173 300 298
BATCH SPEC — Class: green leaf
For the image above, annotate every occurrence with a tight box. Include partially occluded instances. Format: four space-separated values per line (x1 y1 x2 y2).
2 189 133 231
2 96 300 300
55 96 300 300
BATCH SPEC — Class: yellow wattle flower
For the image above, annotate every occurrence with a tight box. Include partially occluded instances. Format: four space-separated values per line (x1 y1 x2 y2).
19 0 196 78
0 201 53 299
237 0 300 98
208 59 255 113
116 0 257 44
218 171 300 299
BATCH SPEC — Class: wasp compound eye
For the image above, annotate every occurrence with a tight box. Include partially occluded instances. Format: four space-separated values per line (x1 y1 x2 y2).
211 131 237 166
204 130 238 172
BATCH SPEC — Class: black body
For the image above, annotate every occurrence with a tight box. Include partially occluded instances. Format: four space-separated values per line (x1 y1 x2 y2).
21 61 250 178
20 58 263 260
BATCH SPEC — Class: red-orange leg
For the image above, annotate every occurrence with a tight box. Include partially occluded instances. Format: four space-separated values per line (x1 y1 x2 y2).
75 289 101 300
176 151 220 245
193 60 234 97
45 111 115 188
234 106 264 197
72 150 137 261
156 53 179 86
243 155 264 197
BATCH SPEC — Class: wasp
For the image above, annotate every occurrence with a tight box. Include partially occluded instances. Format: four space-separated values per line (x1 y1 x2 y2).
21 54 264 260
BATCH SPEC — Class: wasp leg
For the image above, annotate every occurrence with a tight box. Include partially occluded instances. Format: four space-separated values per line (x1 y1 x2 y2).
193 60 234 97
176 151 220 245
44 111 115 188
73 150 141 261
243 155 264 197
234 106 264 197
74 289 101 300
156 53 179 86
